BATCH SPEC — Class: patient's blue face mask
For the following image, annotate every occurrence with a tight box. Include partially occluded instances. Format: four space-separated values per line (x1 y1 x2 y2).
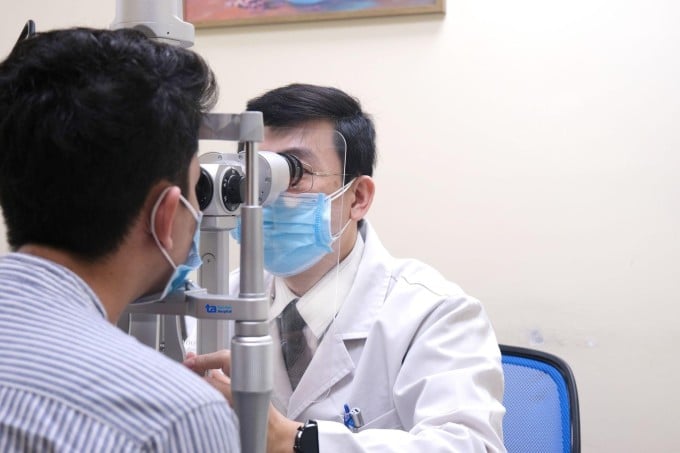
232 180 354 277
151 187 203 299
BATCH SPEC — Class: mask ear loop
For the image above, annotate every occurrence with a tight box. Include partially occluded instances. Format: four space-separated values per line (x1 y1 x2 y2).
151 186 202 270
178 193 201 223
151 187 179 270
326 178 354 202
329 179 355 242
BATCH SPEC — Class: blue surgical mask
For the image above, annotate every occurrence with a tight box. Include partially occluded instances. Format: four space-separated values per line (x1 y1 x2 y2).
151 187 203 299
232 180 353 277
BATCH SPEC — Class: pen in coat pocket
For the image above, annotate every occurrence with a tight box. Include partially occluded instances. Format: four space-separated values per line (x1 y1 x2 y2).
343 404 364 432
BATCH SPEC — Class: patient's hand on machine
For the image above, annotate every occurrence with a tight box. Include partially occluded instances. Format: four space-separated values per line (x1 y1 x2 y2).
183 350 233 405
184 351 299 453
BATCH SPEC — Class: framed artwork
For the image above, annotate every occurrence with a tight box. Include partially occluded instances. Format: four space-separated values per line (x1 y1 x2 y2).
185 0 445 28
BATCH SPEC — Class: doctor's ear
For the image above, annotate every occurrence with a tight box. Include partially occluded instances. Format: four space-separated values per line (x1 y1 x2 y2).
349 175 375 221
149 186 182 250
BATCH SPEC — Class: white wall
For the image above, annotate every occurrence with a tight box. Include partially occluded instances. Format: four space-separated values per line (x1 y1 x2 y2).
2 1 679 451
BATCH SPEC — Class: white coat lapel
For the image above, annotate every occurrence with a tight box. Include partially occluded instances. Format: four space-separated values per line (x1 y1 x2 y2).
283 222 396 420
287 328 355 420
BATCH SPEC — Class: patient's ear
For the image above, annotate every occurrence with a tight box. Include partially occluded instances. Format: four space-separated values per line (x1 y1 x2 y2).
150 186 181 250
350 176 375 220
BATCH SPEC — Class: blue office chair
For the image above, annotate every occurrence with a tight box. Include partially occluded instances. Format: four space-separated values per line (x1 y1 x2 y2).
500 345 581 453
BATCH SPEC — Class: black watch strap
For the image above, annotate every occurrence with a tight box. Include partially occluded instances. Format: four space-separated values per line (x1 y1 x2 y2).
294 420 319 453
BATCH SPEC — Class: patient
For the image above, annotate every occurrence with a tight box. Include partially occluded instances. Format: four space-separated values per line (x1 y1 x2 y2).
0 27 238 451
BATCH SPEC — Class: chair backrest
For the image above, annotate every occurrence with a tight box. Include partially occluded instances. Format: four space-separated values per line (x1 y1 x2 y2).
500 345 581 453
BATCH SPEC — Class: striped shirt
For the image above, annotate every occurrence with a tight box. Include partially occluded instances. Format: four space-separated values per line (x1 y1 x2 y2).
0 253 240 452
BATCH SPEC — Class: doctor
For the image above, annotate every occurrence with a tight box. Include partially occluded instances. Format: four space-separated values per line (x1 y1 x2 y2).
185 83 506 452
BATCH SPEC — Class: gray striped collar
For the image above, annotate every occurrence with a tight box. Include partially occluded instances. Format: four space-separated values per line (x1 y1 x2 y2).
0 252 107 318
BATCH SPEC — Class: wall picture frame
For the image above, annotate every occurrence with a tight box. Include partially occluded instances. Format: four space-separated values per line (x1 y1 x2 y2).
185 0 445 28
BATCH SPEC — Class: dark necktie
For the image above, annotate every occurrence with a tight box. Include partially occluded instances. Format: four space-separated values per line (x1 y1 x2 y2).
278 299 313 390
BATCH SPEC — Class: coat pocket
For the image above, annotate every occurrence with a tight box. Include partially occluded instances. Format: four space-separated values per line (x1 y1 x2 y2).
358 408 403 431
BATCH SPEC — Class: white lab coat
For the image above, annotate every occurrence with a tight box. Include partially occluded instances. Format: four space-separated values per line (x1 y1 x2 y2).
229 220 506 452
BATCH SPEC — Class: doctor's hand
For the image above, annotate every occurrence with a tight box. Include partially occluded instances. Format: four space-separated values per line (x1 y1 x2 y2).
183 350 299 453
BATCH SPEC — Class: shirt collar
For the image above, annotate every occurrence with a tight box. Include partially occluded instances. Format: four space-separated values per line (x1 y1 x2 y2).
2 252 107 318
270 232 365 339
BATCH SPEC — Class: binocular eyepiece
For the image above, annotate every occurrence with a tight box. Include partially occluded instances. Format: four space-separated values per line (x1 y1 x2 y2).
196 151 304 213
279 152 305 189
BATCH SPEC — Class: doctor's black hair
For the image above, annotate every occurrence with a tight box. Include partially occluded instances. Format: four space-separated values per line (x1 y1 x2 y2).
0 27 217 259
246 83 376 184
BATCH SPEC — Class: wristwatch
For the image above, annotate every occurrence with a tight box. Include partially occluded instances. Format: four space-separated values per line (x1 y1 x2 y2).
294 420 319 453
